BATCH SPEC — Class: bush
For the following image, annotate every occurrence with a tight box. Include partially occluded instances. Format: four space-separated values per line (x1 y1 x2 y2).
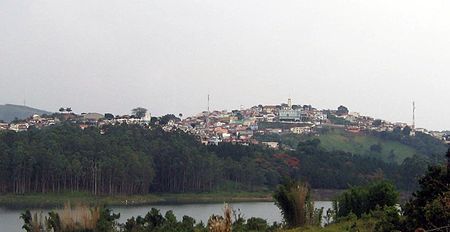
403 164 450 231
373 206 402 232
245 217 269 231
334 181 399 218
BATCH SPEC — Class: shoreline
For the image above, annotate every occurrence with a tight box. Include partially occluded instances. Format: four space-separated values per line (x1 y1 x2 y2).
0 192 273 209
0 189 343 209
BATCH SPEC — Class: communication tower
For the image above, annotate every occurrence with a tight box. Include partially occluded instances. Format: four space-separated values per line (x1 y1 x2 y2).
412 101 416 136
206 94 210 128
413 102 416 130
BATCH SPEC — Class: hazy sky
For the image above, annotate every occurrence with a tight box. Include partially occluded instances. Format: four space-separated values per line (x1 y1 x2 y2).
1 0 450 130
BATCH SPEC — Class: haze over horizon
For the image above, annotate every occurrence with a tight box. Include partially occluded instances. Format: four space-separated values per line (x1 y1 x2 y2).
1 0 450 130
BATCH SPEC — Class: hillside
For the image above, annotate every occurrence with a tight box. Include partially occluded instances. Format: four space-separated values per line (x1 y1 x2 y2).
0 104 52 122
278 128 443 164
316 129 420 163
0 123 428 194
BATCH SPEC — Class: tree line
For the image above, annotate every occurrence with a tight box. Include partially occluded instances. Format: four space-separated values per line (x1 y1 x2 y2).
0 124 438 195
0 124 281 195
21 161 450 232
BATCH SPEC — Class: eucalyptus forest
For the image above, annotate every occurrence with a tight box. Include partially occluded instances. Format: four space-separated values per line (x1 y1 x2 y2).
0 124 442 195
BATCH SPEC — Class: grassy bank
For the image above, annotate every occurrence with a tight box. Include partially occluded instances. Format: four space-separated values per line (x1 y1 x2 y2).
0 191 274 209
0 189 344 209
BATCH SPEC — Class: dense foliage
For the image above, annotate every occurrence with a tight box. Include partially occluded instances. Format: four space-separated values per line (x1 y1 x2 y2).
0 124 283 194
123 208 207 232
333 150 450 232
292 139 428 191
372 129 448 159
402 164 450 231
0 124 437 195
333 181 399 218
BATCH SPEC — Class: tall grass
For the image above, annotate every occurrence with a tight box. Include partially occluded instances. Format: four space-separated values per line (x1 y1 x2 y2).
274 181 323 228
56 203 101 231
21 210 47 232
21 203 102 232
32 211 46 231
208 203 233 232
290 183 308 226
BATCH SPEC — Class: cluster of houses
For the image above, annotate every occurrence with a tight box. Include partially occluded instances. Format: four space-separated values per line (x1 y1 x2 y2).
1 100 450 147
0 111 152 132
171 100 328 146
162 99 450 146
0 114 59 132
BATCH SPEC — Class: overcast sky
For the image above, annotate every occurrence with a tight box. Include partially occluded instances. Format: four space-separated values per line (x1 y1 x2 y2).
1 0 449 130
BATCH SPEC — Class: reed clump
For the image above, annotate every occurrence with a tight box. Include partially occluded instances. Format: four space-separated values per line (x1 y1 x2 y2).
21 203 104 232
208 203 233 232
273 180 323 228
56 203 101 231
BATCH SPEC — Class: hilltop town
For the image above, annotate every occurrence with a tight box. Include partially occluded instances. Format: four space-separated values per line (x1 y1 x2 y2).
1 99 449 147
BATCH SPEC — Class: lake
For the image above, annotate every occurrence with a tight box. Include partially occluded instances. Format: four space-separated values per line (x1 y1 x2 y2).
0 201 332 231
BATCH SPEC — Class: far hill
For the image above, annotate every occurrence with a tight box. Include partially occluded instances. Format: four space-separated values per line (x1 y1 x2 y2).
0 104 52 122
311 129 420 163
259 128 447 164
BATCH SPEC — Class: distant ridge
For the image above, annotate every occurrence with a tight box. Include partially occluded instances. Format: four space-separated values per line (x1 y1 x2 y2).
0 104 52 122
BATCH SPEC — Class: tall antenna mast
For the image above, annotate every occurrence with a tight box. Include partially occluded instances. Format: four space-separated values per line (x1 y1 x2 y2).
207 94 210 113
206 94 210 129
412 101 416 131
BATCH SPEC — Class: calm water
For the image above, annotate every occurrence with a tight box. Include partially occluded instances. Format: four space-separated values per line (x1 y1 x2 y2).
0 201 332 231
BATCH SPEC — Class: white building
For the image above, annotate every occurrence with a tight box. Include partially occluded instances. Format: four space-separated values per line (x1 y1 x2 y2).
290 126 312 134
142 111 152 123
279 109 303 121
9 123 28 132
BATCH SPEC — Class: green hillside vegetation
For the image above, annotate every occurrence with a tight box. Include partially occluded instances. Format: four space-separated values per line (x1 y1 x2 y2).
316 129 419 163
280 129 422 163
0 104 51 122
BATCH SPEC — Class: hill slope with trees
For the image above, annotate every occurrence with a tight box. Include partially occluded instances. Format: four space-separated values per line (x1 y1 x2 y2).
264 128 447 164
0 124 444 195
